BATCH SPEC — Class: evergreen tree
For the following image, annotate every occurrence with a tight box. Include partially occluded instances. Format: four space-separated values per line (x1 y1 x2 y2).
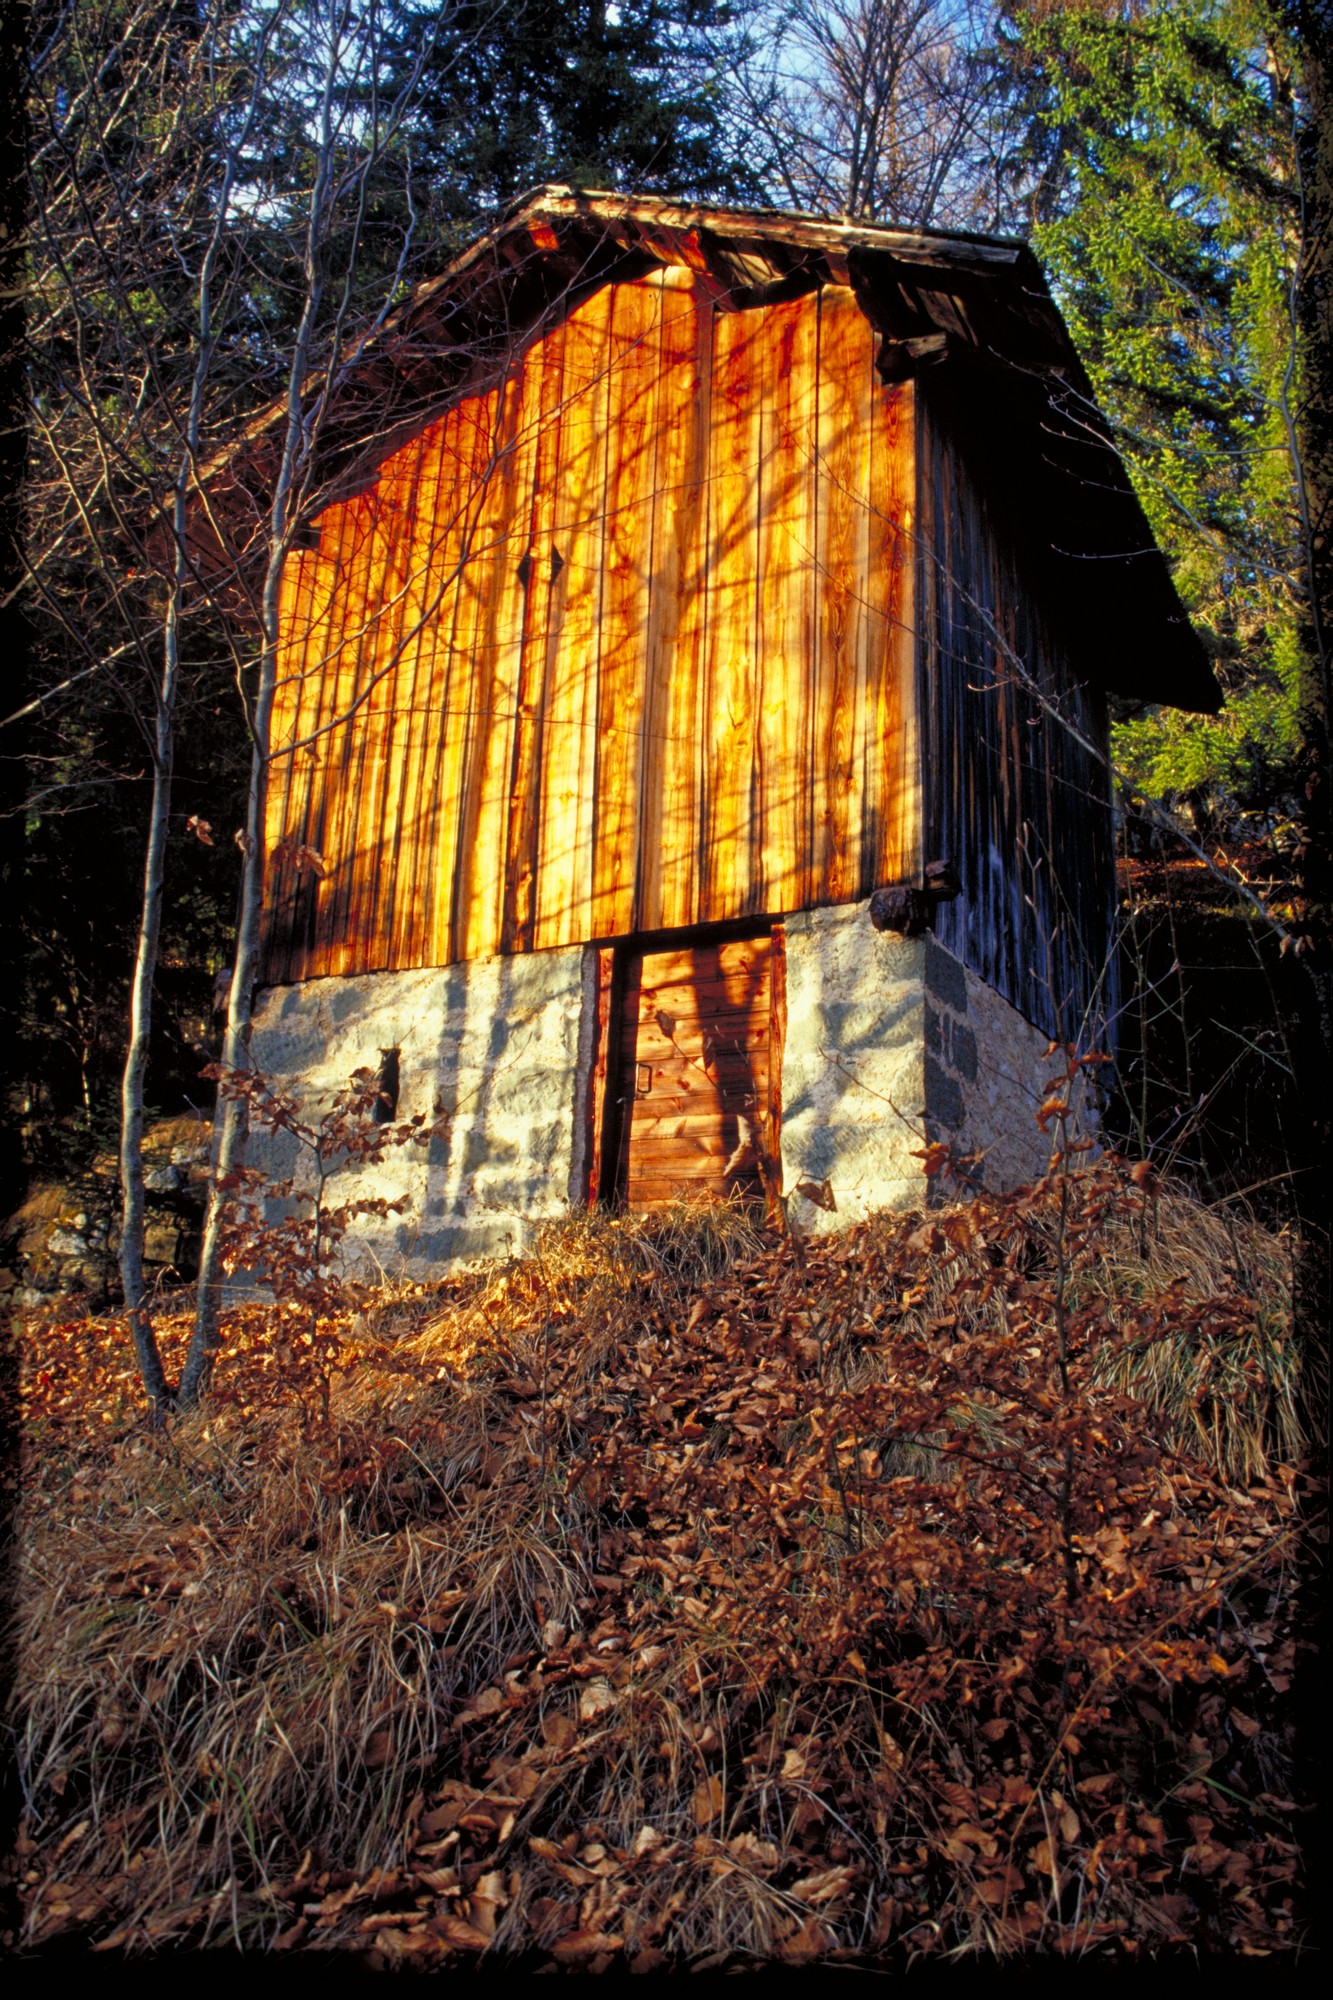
1001 1 1304 835
391 0 761 233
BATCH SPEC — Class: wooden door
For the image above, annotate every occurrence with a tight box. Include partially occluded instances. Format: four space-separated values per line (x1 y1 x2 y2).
606 928 781 1209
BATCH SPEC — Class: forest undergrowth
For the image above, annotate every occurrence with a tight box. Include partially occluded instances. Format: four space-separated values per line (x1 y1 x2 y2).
11 1160 1317 1966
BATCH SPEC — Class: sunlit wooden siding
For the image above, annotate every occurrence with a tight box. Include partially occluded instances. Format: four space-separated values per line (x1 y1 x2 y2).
611 932 776 1208
917 390 1115 1043
263 273 918 982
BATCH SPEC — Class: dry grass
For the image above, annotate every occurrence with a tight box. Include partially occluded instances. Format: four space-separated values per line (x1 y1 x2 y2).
1076 1187 1305 1481
11 1177 1310 1964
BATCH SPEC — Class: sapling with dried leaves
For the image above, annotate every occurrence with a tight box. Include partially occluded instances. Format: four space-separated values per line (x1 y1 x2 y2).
204 1062 448 1423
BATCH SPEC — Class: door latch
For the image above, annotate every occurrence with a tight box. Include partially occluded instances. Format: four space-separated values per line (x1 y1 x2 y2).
635 1061 653 1098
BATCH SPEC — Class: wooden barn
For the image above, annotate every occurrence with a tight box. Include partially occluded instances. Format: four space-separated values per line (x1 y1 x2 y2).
226 189 1220 1271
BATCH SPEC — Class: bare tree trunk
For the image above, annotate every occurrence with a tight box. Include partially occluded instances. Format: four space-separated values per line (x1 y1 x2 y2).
113 16 266 1412
182 10 346 1402
25 0 442 1412
180 625 277 1402
173 0 442 1403
117 639 177 1414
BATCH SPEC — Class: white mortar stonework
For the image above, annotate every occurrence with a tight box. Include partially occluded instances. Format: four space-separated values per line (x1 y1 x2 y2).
779 904 929 1235
241 907 1095 1281
779 904 1098 1235
923 939 1098 1193
246 943 592 1280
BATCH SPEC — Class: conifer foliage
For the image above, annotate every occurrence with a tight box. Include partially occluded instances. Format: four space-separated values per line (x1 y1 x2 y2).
1005 2 1306 826
380 1 760 231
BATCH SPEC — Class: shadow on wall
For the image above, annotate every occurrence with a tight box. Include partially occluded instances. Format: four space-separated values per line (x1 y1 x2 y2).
413 946 587 1269
780 909 929 1231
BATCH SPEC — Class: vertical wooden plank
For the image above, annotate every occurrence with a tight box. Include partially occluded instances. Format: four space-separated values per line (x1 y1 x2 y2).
261 547 307 982
344 473 411 977
868 374 919 890
798 296 825 913
844 303 876 907
406 411 473 973
424 398 494 968
385 424 448 971
287 502 340 983
916 389 944 901
318 487 383 978
288 526 352 981
355 479 417 975
813 286 872 908
535 286 612 950
446 378 512 963
331 489 385 976
632 269 699 936
588 278 661 940
288 503 352 981
525 323 584 956
755 292 819 916
528 308 592 948
359 436 428 971
466 362 541 962
502 325 566 952
701 307 764 923
652 282 713 934
745 315 778 917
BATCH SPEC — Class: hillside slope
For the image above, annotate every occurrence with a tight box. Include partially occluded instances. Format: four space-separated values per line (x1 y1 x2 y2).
14 1164 1312 1964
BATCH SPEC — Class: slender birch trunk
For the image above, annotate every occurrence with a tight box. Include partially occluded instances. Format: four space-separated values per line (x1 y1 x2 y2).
117 603 179 1414
114 8 266 1411
181 1 437 1402
182 14 343 1402
180 607 280 1402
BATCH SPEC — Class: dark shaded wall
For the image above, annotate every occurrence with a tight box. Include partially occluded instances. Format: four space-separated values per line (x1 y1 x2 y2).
918 387 1116 1048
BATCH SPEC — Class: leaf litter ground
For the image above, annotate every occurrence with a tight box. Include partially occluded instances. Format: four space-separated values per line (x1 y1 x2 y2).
12 1163 1317 1966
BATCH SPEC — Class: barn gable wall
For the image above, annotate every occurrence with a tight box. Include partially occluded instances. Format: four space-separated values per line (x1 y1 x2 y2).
262 274 919 984
216 196 1207 1276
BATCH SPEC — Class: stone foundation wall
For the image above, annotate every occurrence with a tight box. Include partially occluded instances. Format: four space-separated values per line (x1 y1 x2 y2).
247 944 592 1280
924 938 1099 1193
241 908 1096 1281
780 906 928 1235
780 904 1098 1234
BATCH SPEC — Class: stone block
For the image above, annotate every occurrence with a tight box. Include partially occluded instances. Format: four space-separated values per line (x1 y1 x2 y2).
925 938 967 1012
924 1055 963 1131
